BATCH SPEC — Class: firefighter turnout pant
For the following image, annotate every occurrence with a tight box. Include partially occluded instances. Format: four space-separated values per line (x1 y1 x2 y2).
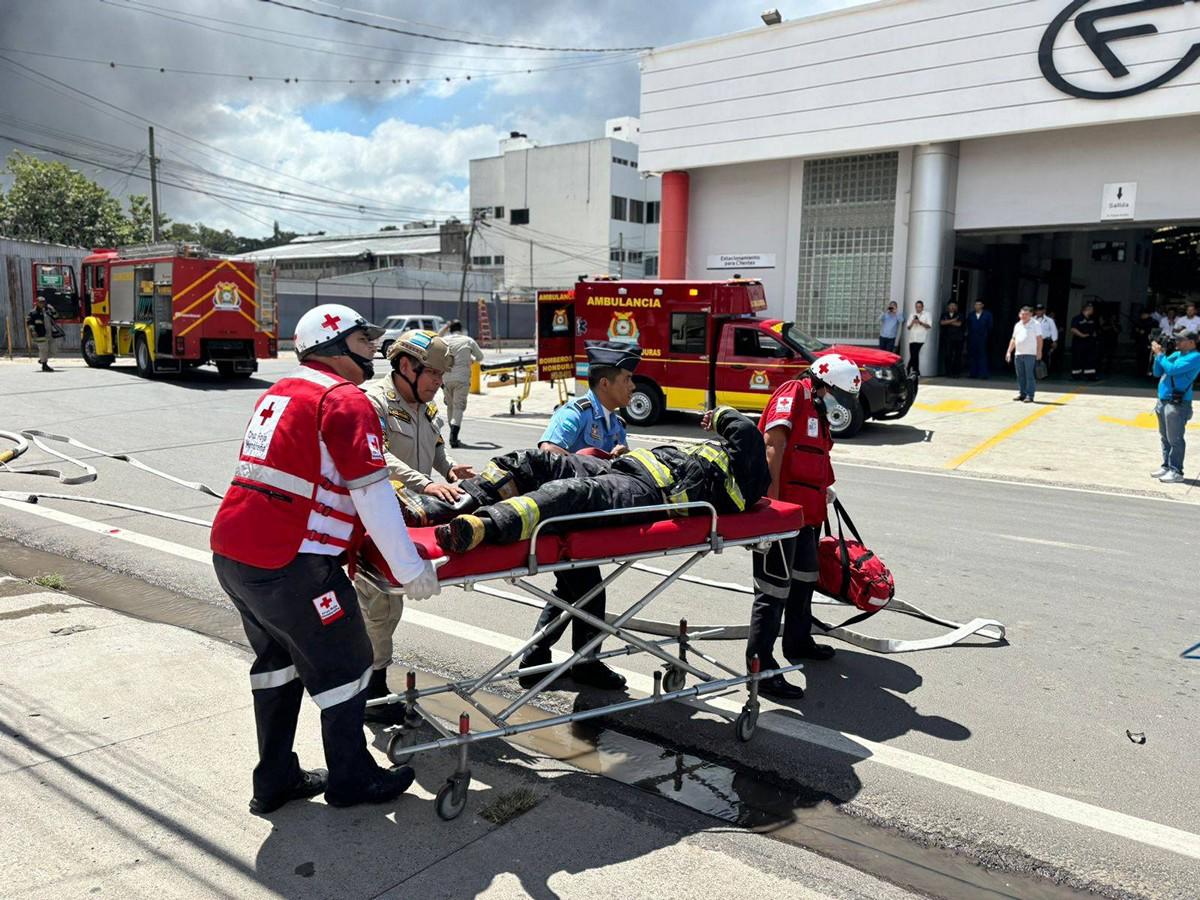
441 381 470 428
746 526 820 668
214 552 380 802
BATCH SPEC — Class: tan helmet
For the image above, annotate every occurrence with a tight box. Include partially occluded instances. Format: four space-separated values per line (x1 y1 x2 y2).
387 329 454 374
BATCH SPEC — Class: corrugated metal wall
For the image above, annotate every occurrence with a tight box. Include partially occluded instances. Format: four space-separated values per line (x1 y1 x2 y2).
1 237 88 354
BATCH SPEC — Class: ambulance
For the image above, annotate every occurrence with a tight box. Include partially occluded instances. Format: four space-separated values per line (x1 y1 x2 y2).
32 242 277 378
536 277 917 437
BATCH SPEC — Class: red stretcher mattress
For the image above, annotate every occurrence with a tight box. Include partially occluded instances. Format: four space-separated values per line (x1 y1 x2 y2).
361 498 804 584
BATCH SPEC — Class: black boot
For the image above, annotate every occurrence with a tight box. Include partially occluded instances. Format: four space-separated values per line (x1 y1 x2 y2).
41 362 53 372
449 424 462 448
363 668 407 725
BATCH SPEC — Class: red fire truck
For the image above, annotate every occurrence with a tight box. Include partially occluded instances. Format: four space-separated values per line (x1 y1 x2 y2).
32 242 277 378
537 277 917 437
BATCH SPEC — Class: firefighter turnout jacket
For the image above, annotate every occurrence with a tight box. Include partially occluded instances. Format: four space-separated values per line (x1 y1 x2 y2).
211 361 424 581
364 377 458 493
422 406 769 545
758 376 835 526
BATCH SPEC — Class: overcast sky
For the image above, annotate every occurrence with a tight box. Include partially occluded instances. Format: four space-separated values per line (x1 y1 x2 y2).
0 0 861 237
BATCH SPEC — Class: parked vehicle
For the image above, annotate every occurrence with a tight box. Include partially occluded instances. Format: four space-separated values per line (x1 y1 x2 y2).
378 314 447 358
536 277 917 437
33 242 277 378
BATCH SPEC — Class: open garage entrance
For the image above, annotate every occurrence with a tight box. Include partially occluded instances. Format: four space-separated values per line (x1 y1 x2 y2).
951 225 1200 378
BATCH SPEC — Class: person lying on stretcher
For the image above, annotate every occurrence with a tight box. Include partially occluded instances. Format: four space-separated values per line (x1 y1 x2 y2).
394 406 770 554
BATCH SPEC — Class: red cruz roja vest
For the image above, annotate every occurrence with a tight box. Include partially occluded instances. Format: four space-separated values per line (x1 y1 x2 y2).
759 376 835 527
211 365 362 569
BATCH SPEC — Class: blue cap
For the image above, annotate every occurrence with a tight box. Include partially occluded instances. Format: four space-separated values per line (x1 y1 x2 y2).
585 340 641 372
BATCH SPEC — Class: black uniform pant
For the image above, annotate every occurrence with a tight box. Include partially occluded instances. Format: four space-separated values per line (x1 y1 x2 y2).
941 337 963 377
746 526 819 668
214 552 379 801
1073 338 1098 377
907 342 923 376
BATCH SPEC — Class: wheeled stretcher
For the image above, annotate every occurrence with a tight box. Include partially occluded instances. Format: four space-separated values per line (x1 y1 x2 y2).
356 496 1007 821
356 497 806 820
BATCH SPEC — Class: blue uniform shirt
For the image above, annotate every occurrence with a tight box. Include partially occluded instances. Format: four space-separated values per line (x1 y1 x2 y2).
539 389 626 452
1153 350 1200 403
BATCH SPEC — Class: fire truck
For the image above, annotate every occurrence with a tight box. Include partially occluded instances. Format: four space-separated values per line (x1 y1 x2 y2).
32 242 277 378
536 277 917 437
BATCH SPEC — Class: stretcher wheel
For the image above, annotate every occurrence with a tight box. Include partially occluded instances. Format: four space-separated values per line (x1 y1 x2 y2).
663 668 686 693
735 709 757 743
387 729 417 766
435 777 469 821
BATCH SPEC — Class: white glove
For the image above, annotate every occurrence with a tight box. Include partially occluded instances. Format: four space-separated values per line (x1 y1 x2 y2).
402 557 446 601
826 487 837 504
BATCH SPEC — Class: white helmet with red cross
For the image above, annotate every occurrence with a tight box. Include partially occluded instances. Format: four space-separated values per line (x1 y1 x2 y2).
294 303 384 359
809 354 862 405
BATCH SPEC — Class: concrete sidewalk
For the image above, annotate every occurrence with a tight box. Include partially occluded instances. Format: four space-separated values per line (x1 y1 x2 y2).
0 573 914 900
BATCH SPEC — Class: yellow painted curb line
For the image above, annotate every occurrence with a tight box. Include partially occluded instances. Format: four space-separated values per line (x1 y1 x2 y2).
946 393 1080 470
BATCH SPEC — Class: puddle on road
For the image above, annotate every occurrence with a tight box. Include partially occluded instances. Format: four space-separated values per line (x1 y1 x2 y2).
2 538 1099 900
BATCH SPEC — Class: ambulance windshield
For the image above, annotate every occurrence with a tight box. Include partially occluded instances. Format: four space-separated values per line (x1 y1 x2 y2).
781 323 828 354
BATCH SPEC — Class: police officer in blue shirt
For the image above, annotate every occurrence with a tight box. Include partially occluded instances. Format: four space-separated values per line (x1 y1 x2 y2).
518 340 641 690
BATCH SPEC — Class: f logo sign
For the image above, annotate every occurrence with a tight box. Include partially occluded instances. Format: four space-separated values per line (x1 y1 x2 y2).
1040 0 1200 100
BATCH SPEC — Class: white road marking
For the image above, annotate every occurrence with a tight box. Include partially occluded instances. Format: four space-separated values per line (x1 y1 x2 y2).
3 497 1199 861
988 533 1126 553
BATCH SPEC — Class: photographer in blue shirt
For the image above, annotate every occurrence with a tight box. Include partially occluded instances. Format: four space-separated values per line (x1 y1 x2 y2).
1151 328 1200 484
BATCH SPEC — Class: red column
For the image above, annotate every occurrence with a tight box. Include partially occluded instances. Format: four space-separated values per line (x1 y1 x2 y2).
659 170 689 279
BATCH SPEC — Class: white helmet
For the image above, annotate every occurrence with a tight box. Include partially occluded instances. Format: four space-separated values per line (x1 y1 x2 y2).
294 303 384 358
809 354 862 404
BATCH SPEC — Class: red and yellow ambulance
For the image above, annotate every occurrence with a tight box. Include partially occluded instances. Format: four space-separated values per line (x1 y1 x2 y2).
537 277 917 437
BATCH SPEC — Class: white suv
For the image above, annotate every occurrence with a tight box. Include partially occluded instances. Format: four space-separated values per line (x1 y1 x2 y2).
378 314 447 358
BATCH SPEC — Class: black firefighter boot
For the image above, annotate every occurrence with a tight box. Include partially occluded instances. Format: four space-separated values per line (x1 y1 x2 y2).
449 424 462 449
362 668 407 725
395 485 480 527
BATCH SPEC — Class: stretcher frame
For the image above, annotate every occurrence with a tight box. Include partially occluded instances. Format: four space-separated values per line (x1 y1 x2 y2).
356 500 802 821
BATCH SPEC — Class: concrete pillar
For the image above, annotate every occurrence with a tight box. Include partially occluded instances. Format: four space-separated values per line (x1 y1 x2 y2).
660 171 689 280
902 143 959 375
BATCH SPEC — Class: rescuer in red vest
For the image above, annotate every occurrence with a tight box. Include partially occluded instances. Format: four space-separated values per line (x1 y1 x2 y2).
748 354 862 700
211 303 441 815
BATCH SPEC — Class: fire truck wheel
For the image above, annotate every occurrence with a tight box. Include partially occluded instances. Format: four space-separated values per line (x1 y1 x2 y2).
80 328 113 368
216 361 252 379
623 380 663 427
826 398 865 439
134 336 156 379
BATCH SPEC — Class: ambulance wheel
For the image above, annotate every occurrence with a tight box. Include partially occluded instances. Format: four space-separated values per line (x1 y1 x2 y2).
827 398 865 439
80 328 113 368
624 381 662 427
436 777 469 821
735 709 757 743
134 336 156 379
663 667 686 693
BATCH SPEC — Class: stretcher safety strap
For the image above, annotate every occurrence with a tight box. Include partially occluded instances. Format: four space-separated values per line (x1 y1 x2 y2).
250 665 299 690
310 665 373 709
687 444 746 511
500 495 540 540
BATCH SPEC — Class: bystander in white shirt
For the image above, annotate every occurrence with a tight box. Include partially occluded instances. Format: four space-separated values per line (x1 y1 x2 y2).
1178 314 1200 333
1011 317 1043 355
1034 314 1058 342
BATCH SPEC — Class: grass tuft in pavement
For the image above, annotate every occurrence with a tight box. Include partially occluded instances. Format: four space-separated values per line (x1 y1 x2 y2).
32 573 65 590
478 787 539 825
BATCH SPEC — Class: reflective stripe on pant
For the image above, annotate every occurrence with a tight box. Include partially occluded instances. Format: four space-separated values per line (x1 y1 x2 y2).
746 526 819 668
214 552 378 801
356 578 405 670
442 381 470 427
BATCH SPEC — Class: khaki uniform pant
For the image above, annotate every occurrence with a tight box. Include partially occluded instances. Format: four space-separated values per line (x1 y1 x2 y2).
442 381 470 427
35 338 51 365
355 578 405 670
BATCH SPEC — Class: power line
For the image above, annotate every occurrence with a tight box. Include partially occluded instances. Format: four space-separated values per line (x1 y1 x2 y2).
257 0 652 53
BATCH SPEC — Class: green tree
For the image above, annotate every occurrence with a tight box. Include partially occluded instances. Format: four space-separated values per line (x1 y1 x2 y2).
121 194 156 244
0 152 130 246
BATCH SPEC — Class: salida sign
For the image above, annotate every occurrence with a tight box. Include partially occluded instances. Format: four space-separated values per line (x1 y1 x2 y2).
1040 0 1200 100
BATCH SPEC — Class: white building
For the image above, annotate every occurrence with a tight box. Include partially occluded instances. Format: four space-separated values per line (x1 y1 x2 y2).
469 119 661 296
639 0 1200 374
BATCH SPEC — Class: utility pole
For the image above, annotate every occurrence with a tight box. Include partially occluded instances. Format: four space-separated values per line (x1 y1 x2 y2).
455 214 478 325
618 232 624 278
148 127 162 242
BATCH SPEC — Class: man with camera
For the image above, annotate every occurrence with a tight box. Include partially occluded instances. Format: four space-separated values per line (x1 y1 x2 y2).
1151 328 1200 484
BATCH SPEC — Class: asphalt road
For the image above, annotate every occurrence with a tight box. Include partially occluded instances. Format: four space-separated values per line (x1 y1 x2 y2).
2 358 1197 898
